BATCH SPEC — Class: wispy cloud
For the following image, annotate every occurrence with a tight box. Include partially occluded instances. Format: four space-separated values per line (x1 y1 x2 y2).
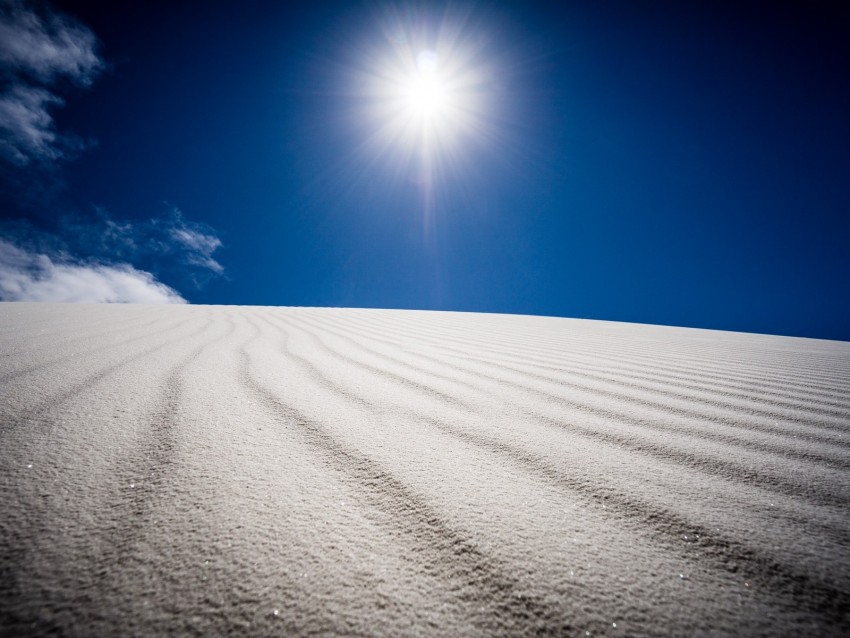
169 214 225 275
0 85 62 164
0 208 225 303
59 207 226 279
0 0 102 84
0 0 103 166
0 4 225 304
0 238 186 304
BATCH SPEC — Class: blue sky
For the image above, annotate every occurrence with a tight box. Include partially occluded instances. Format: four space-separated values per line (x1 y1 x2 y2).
1 0 848 340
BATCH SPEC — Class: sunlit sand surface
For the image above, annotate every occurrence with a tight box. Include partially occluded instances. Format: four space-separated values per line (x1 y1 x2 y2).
1 303 848 635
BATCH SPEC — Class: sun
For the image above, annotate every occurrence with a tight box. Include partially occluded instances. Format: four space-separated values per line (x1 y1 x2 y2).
355 9 496 161
344 6 503 235
403 72 447 118
402 50 451 122
377 45 474 144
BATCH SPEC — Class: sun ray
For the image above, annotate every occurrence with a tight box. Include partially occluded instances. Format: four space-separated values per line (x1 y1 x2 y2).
346 6 502 238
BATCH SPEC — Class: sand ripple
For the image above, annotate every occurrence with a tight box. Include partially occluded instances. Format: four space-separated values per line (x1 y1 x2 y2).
1 303 848 636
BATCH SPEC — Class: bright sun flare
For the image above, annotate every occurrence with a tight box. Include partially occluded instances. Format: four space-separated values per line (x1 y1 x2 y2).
403 74 447 117
357 9 496 200
402 50 450 120
354 8 498 234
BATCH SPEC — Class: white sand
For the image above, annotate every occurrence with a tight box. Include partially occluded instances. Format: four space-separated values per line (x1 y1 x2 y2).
1 302 848 636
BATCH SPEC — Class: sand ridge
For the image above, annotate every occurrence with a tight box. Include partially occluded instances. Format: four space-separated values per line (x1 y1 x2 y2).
1 302 849 636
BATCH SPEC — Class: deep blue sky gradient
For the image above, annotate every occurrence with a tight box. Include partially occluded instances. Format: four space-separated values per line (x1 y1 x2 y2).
5 0 850 340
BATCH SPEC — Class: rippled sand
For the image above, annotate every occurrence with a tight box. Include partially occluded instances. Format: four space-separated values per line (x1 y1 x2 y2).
1 303 849 636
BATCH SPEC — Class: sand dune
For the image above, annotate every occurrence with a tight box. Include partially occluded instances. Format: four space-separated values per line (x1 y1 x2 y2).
1 303 848 636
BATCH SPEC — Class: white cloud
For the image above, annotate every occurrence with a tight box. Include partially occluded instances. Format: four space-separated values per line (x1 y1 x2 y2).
52 207 226 281
171 227 224 274
0 0 103 165
0 85 62 165
0 1 102 85
0 238 186 304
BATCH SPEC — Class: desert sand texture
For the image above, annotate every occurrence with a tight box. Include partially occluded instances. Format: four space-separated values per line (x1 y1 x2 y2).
1 302 849 636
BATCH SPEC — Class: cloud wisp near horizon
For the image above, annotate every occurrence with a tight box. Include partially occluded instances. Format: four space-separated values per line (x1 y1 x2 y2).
0 208 224 304
0 236 186 303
